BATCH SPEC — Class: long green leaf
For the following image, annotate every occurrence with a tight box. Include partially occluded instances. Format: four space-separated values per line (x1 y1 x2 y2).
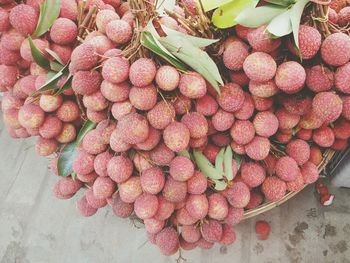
267 9 292 37
141 32 187 72
264 0 295 6
290 0 309 48
215 148 225 175
212 0 259 29
28 36 50 70
50 61 64 72
223 145 233 180
201 0 232 12
57 121 96 177
235 4 287 28
161 25 219 48
160 36 223 94
56 73 72 95
32 0 61 37
193 150 223 180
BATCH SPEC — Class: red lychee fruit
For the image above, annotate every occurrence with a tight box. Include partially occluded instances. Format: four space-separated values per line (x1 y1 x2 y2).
225 182 250 208
150 143 175 166
169 156 194 182
60 0 78 21
275 108 300 130
179 71 207 99
70 43 98 71
335 62 350 94
245 136 270 161
39 116 63 139
140 167 165 194
9 4 38 35
162 177 187 203
129 58 157 87
118 176 143 203
108 193 134 218
235 92 255 120
247 26 281 53
249 80 278 98
96 9 120 33
187 171 207 195
255 220 271 240
321 33 350 66
217 83 245 112
275 156 300 182
201 219 223 243
163 121 190 152
211 109 234 132
208 193 228 220
85 188 107 209
35 137 58 156
181 224 201 243
134 193 159 219
129 84 157 111
107 155 133 183
72 70 102 95
195 94 218 116
301 161 319 184
18 104 45 129
50 18 78 45
286 139 311 166
243 52 277 82
186 194 209 220
286 172 305 192
313 126 335 147
262 176 287 201
275 61 306 94
230 120 255 145
153 196 175 221
156 227 179 256
241 161 266 188
312 92 343 124
106 19 132 44
72 150 95 175
223 40 249 71
306 65 334 92
181 112 209 138
56 100 80 122
253 111 279 138
77 196 97 217
117 112 149 144
155 65 180 91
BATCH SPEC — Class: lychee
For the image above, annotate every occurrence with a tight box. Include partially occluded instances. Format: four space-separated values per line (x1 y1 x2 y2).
217 83 244 112
169 156 194 182
306 65 334 92
172 94 192 115
111 100 135 121
147 101 175 130
181 112 208 138
117 112 149 144
118 176 143 203
154 196 175 221
253 111 279 138
223 40 249 71
129 84 157 110
85 188 107 209
155 227 179 256
286 139 311 166
255 220 271 240
249 80 278 98
275 61 306 94
335 62 350 94
155 65 180 91
241 161 266 188
77 196 97 217
201 219 223 243
96 9 120 33
208 193 228 220
275 156 299 182
312 92 343 123
56 100 80 122
162 177 187 203
102 57 130 84
70 43 98 71
50 18 78 45
134 193 159 219
321 33 350 66
230 120 255 145
150 143 175 166
39 116 63 139
301 161 319 184
245 136 270 160
60 0 78 21
105 19 132 44
225 182 250 208
179 71 207 99
247 26 281 53
235 92 255 120
72 150 95 175
275 108 300 130
35 137 58 156
243 52 277 82
211 109 234 132
9 4 38 35
163 121 190 152
18 104 45 129
313 126 335 147
262 176 287 201
195 94 218 116
181 224 201 243
286 172 305 192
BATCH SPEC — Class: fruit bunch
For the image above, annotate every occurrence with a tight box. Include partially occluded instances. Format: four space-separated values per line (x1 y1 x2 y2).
1 0 350 257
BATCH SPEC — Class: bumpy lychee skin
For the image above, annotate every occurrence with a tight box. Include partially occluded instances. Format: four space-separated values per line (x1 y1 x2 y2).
249 80 278 98
275 61 306 94
147 101 175 130
330 0 347 12
156 227 179 256
129 84 156 111
229 70 250 87
60 0 78 20
39 116 63 139
241 161 266 188
275 108 300 130
306 65 334 93
1 29 25 51
172 94 192 115
288 25 321 60
150 143 175 166
153 196 175 221
111 100 135 121
84 35 115 55
18 104 45 129
338 6 350 26
56 100 80 122
107 155 133 183
321 33 350 66
253 111 279 138
96 9 120 33
275 156 300 182
328 8 338 23
50 18 78 45
212 133 230 147
234 92 254 120
106 19 132 44
77 196 97 217
0 45 21 66
185 194 209 220
3 108 21 129
301 161 319 184
217 83 245 112
0 65 18 90
245 136 270 161
225 182 250 208
134 127 160 151
70 43 98 71
187 171 207 195
93 151 113 177
162 177 187 203
0 7 10 32
176 207 197 226
134 193 159 219
72 150 95 175
72 70 102 95
243 52 277 82
334 119 350 140
313 126 335 147
35 137 58 156
342 96 350 120
100 80 130 103
155 65 180 91
282 94 312 116
286 172 305 192
335 62 350 94
312 92 343 124
108 192 134 218
117 112 149 144
179 71 207 99
262 176 287 201
195 95 218 116
207 193 228 220
181 112 209 138
85 188 107 209
39 94 63 113
129 58 156 87
9 4 38 35
163 121 190 152
211 109 234 132
247 26 281 53
286 139 310 166
181 224 201 243
223 40 249 71
140 167 165 194
118 176 143 203
201 219 223 243
169 156 194 182
144 218 165 234
230 120 255 145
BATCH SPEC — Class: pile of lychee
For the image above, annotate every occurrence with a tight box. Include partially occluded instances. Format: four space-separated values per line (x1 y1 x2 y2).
1 0 350 257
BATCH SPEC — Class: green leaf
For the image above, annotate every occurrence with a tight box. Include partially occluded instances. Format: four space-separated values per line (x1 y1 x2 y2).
45 48 64 65
193 150 223 180
28 36 50 70
233 153 242 170
224 145 233 180
141 32 187 72
161 26 219 48
212 0 259 29
213 180 228 191
32 0 61 37
31 64 68 96
215 148 225 175
266 9 292 37
159 35 223 94
177 150 191 159
290 0 309 48
201 0 232 12
56 73 72 95
57 120 96 177
50 61 64 72
264 0 295 6
235 4 287 28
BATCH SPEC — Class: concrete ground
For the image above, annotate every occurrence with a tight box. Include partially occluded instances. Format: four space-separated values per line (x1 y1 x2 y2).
0 119 350 263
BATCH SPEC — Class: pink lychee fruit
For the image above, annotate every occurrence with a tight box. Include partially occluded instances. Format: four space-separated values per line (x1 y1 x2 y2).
275 61 306 94
262 176 287 201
